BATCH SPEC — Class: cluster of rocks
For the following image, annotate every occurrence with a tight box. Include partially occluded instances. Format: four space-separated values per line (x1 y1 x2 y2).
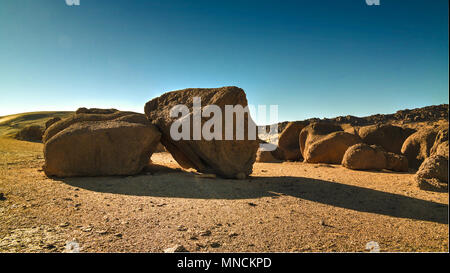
42 86 258 179
18 85 445 189
272 104 448 132
258 119 448 190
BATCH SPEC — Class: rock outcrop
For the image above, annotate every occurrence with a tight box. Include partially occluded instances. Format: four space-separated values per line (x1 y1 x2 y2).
272 121 308 161
303 131 362 164
358 124 415 154
401 126 442 169
414 155 448 191
15 125 44 142
43 110 161 177
144 86 259 179
299 122 344 158
342 143 408 172
413 127 449 191
45 117 61 130
342 143 386 170
430 128 448 159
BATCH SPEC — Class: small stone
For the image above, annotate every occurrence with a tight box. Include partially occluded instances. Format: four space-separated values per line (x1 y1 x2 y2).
44 243 56 250
59 222 70 228
195 243 205 250
200 230 211 236
0 193 5 201
114 233 123 238
164 244 188 253
177 226 188 231
81 226 92 232
96 230 108 235
228 232 238 237
210 242 221 248
248 202 257 207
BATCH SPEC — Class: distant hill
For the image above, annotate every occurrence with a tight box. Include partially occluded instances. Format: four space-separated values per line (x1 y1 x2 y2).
0 111 73 138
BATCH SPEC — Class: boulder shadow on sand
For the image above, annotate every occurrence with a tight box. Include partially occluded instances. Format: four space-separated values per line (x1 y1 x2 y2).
56 172 448 224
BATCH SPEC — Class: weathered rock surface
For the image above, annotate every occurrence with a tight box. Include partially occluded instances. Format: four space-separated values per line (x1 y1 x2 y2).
430 128 448 159
273 104 448 132
342 143 408 172
384 152 409 172
358 124 415 154
299 122 344 158
303 131 362 164
45 117 61 130
43 110 161 177
342 143 386 170
414 155 448 191
144 86 259 179
401 126 443 169
272 121 308 161
15 125 44 142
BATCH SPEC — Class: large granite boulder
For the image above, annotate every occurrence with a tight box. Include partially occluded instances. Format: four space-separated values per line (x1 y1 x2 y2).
299 122 344 158
414 155 448 191
401 126 443 169
358 124 415 154
43 110 161 177
342 143 386 170
342 143 408 172
144 86 259 179
303 131 362 164
430 127 448 159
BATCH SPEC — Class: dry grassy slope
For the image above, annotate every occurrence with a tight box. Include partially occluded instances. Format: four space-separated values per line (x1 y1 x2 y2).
0 111 73 138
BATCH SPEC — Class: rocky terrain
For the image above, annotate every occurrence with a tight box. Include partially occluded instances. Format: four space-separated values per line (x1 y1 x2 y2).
272 104 448 133
0 88 448 253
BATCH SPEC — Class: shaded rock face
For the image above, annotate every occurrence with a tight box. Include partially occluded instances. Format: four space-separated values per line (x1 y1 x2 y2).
358 124 415 154
415 155 448 191
401 127 442 169
154 143 167 153
272 121 308 161
303 131 362 164
15 125 44 142
299 122 344 158
384 152 409 172
342 143 408 172
144 86 259 179
45 117 61 130
430 128 448 159
43 111 161 177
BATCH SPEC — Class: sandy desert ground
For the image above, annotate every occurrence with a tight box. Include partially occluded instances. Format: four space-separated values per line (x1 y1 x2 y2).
0 136 447 253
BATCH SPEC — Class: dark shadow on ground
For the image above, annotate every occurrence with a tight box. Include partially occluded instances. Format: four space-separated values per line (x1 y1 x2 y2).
58 165 448 224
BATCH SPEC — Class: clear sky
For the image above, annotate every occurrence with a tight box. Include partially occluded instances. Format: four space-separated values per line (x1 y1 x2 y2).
0 0 448 122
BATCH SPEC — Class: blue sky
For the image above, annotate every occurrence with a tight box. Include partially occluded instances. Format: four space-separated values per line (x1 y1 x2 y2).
0 0 448 122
